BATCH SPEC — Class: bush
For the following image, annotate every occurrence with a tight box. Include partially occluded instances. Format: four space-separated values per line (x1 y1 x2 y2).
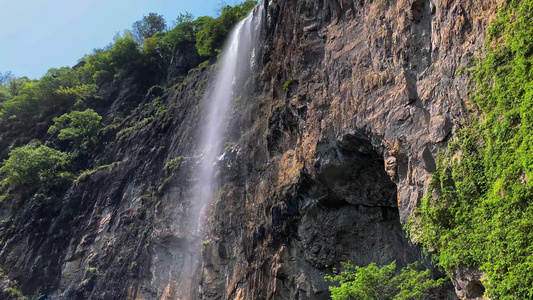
160 15 212 59
0 84 40 121
6 77 31 97
54 84 99 107
109 34 144 76
0 143 71 190
92 70 113 86
48 109 102 148
142 36 161 56
283 78 294 91
325 261 447 300
195 17 226 57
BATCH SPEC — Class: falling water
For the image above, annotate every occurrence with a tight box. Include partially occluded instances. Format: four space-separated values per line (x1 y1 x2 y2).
193 2 264 236
177 4 265 299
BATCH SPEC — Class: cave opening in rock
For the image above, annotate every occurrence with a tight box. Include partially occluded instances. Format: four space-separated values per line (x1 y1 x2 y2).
300 133 422 270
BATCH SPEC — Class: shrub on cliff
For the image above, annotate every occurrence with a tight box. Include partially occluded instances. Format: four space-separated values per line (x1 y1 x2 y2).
0 142 72 191
325 261 447 300
48 109 102 149
5 77 31 97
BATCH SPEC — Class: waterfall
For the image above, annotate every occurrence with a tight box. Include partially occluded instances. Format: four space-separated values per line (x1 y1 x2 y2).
177 4 265 298
192 2 264 238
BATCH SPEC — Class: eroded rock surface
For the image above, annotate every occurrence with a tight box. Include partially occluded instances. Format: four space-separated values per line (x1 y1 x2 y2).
200 0 501 298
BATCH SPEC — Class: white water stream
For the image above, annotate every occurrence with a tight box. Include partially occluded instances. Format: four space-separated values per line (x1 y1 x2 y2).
176 4 265 299
192 3 264 240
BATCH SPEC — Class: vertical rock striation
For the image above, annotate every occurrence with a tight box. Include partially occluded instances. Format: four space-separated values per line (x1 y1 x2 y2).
200 0 501 298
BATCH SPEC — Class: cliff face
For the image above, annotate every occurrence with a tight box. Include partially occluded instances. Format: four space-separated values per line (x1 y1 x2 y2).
0 0 502 299
200 0 500 298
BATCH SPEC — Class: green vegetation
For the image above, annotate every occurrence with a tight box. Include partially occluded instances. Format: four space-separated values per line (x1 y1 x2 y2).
0 71 15 87
283 78 294 91
143 0 258 60
0 67 80 122
75 161 124 183
55 84 99 110
0 267 27 300
195 0 257 56
77 33 145 85
164 156 184 173
2 287 27 300
408 0 533 298
48 109 102 148
0 73 13 103
0 142 72 191
0 88 10 103
132 13 166 44
325 261 447 300
75 1 257 85
161 14 212 58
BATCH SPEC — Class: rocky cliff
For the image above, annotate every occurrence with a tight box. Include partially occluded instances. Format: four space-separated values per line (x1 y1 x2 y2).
0 0 503 299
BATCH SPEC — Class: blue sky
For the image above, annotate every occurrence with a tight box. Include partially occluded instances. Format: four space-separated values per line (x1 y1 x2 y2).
0 0 223 79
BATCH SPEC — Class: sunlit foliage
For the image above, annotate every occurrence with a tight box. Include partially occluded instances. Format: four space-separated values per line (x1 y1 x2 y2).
325 261 447 300
408 0 533 298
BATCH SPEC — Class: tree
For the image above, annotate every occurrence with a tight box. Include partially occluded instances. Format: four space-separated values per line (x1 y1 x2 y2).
173 12 196 41
195 16 224 57
132 13 166 44
0 87 10 103
76 32 145 85
48 109 102 148
110 33 144 76
219 0 257 28
160 15 212 60
0 71 15 88
6 77 31 96
142 35 161 56
54 84 99 109
195 0 257 57
325 261 448 300
0 142 70 189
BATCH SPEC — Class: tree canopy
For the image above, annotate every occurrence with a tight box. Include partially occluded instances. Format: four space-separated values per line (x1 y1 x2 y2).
0 71 15 88
48 109 102 147
132 13 167 44
325 261 447 300
0 143 70 189
196 0 258 56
